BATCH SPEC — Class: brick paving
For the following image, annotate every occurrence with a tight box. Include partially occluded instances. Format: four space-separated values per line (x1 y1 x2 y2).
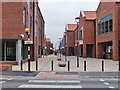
12 54 118 72
35 72 79 79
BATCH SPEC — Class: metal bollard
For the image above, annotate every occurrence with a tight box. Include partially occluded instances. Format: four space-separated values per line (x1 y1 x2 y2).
68 61 70 71
102 60 104 72
51 60 53 71
21 60 23 71
36 60 38 71
84 60 86 71
118 57 120 71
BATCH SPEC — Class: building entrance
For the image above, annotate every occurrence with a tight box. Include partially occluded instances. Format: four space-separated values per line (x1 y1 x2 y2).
80 45 83 57
86 44 93 57
103 41 112 59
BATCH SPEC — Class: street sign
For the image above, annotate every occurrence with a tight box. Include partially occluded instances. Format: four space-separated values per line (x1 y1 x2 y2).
24 41 33 45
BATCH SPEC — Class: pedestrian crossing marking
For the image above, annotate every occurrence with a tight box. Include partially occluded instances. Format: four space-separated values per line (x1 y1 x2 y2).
100 79 105 82
18 79 82 88
108 86 115 89
0 78 6 80
0 81 6 84
7 78 13 80
28 80 80 83
103 82 110 85
18 84 82 88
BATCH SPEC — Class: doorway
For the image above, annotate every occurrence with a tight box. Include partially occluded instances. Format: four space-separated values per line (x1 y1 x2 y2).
86 44 93 57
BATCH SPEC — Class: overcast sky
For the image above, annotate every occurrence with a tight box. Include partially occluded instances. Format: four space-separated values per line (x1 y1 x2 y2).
38 0 100 48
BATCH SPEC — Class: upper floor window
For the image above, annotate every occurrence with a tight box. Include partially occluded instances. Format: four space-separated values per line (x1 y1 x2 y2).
98 14 112 34
80 26 83 40
23 7 26 28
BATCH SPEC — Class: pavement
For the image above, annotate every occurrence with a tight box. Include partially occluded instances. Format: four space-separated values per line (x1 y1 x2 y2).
12 54 118 72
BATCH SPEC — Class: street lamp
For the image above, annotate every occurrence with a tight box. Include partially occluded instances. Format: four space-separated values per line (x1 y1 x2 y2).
75 17 80 68
25 27 31 72
59 38 62 57
64 31 67 62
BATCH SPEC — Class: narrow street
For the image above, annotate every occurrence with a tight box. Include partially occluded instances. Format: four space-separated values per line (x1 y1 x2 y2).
1 0 120 89
12 55 118 72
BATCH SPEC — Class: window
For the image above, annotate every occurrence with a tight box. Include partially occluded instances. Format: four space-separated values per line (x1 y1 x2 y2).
105 21 108 33
98 14 112 34
23 7 26 28
80 27 83 40
109 19 112 32
101 22 104 33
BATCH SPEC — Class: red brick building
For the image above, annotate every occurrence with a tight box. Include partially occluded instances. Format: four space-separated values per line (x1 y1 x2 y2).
96 2 120 61
33 2 45 59
0 1 45 66
77 11 96 58
61 24 76 56
45 38 53 55
67 24 76 56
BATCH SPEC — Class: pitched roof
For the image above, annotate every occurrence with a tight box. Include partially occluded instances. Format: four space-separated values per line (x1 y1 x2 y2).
67 24 77 31
81 11 96 20
46 38 50 42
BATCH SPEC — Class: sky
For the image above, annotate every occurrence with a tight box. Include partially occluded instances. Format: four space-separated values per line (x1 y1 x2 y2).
38 0 100 48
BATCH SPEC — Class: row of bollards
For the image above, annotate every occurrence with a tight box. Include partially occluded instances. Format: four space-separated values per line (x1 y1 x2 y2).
51 60 70 71
51 60 105 72
83 60 104 72
20 60 105 72
21 60 38 71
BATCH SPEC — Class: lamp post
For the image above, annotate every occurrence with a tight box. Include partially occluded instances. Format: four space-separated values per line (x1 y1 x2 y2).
64 32 67 62
25 28 31 72
59 38 62 57
75 17 80 68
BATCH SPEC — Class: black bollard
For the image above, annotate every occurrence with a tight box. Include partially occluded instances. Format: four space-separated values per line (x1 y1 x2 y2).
51 60 53 71
68 61 70 71
102 60 104 72
118 57 120 71
84 60 86 71
36 60 38 71
21 60 23 71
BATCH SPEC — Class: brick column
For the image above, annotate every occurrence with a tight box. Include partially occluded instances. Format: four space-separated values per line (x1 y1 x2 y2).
96 43 103 59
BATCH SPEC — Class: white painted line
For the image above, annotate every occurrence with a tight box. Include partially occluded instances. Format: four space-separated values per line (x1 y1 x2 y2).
108 86 115 89
7 78 13 80
18 84 82 88
0 81 6 84
28 80 80 83
100 79 105 82
0 78 6 80
103 82 110 85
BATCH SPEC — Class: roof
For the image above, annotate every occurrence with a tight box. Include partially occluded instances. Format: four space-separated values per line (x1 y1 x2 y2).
81 11 96 20
67 24 77 31
46 38 50 42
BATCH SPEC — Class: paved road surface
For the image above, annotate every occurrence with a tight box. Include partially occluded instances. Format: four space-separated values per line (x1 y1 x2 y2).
0 71 119 89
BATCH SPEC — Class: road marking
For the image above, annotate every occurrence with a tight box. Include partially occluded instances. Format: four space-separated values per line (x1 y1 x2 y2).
0 78 6 80
100 79 105 82
0 81 6 84
28 80 80 83
18 84 82 88
108 86 115 89
7 78 13 80
103 82 110 85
